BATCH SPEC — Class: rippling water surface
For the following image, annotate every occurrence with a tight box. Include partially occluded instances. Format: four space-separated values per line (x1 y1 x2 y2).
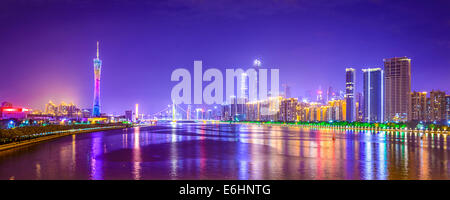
0 123 449 180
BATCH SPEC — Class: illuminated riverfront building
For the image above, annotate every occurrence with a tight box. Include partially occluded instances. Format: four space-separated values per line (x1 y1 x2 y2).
186 105 191 120
428 90 447 122
44 101 81 118
45 101 57 115
356 92 363 121
345 68 356 121
0 102 30 120
411 91 427 121
362 68 384 123
280 98 298 122
236 73 248 121
125 110 133 121
446 95 450 123
92 41 102 117
135 104 139 121
295 99 346 122
384 57 411 122
410 90 448 123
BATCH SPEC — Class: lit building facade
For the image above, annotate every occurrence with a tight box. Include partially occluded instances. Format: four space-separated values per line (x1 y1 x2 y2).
446 95 450 123
363 68 384 123
355 92 363 121
125 110 133 121
429 90 446 122
44 101 81 118
92 41 102 117
0 107 30 120
411 91 427 121
384 57 411 122
345 68 356 121
280 98 298 122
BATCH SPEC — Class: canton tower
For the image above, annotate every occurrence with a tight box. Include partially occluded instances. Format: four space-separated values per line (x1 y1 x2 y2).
92 41 102 117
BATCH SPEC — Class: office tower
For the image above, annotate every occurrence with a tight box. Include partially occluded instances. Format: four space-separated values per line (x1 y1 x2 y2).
327 86 334 101
411 92 427 121
281 84 291 99
356 92 363 121
187 105 191 120
230 96 237 120
317 86 325 104
345 68 356 121
45 101 57 115
280 98 298 122
362 68 384 123
429 90 446 122
135 104 139 121
235 73 248 121
253 59 261 101
384 57 411 122
221 104 231 121
92 41 102 117
207 109 212 120
446 95 450 123
125 110 133 121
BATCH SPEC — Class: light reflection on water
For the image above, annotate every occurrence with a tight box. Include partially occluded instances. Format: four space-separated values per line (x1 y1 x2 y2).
0 123 449 180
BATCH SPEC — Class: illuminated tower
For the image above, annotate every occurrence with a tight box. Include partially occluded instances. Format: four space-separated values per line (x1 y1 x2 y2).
92 41 102 117
187 105 191 120
384 57 411 122
345 68 356 121
362 68 384 123
135 104 139 121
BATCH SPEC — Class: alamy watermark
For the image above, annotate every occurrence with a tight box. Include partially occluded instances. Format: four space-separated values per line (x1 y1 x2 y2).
170 60 279 106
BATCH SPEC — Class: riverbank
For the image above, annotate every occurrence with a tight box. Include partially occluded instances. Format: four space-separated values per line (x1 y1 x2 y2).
0 125 127 152
225 121 449 134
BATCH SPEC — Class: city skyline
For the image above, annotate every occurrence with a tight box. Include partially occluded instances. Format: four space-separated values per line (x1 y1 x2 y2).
1 0 450 115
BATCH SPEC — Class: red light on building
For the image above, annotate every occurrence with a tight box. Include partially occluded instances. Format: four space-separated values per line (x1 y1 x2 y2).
1 107 31 120
2 108 21 112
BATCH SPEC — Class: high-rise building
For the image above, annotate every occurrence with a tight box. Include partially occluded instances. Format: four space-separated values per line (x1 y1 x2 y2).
135 104 139 121
327 86 335 101
362 68 384 123
186 105 191 120
92 41 102 117
0 103 30 120
281 84 291 99
280 98 298 122
345 68 356 121
446 95 450 123
429 90 446 122
384 57 411 122
45 101 57 115
125 110 133 121
355 92 363 121
317 87 324 104
411 91 427 121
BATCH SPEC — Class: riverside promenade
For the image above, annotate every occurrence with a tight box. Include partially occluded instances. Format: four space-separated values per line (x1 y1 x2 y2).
0 125 127 152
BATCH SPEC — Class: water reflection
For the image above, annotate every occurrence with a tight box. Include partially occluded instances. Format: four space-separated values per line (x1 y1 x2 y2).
132 127 142 180
90 133 103 180
0 124 450 180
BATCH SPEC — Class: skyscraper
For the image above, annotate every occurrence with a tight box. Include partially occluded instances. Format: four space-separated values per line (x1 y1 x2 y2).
92 41 102 117
135 103 139 121
362 68 384 123
384 57 411 122
446 95 450 124
345 68 356 121
356 92 363 121
429 90 446 122
411 91 427 121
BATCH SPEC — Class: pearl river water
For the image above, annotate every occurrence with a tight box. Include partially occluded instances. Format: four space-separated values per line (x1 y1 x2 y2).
0 123 449 180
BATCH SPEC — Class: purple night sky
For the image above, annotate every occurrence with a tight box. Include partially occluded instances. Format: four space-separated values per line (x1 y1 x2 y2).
0 0 449 115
